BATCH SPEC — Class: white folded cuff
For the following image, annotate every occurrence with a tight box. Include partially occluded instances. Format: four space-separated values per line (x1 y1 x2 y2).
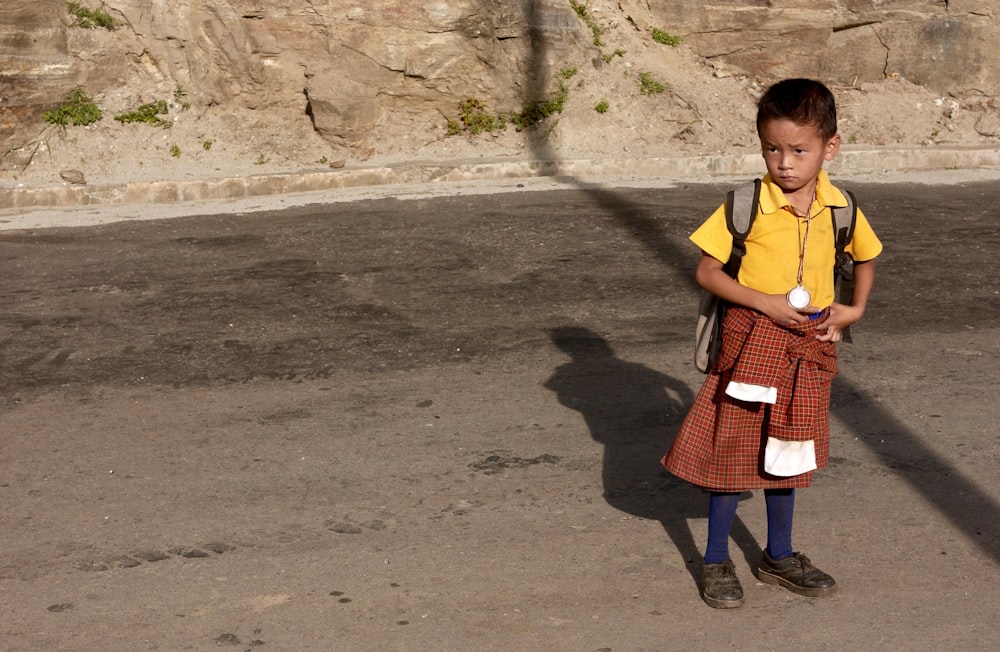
725 381 777 404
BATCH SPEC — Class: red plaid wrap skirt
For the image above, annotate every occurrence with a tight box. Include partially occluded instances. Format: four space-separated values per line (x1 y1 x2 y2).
662 306 838 490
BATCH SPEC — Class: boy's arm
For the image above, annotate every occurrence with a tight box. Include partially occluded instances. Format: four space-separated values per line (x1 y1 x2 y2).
815 259 876 342
694 252 817 325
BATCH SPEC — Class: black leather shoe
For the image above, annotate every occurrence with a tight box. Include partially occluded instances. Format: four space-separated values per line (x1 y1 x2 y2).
702 560 745 608
756 551 836 597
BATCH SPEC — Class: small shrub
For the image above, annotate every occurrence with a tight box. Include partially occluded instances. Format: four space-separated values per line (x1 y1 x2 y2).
456 99 506 135
44 86 103 127
511 81 569 131
169 143 181 158
639 72 666 96
173 86 191 111
651 28 682 46
66 2 117 30
451 73 576 136
569 0 606 46
255 154 268 165
602 48 626 63
594 100 609 114
202 140 213 151
115 100 170 127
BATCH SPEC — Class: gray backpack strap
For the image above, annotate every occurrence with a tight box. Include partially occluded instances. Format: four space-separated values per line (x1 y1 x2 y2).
723 178 761 277
831 187 858 342
696 179 760 373
832 189 857 274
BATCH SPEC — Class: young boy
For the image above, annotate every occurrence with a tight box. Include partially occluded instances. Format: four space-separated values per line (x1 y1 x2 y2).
662 78 882 608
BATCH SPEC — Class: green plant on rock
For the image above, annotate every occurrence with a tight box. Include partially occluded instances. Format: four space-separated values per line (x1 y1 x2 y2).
558 67 578 81
449 68 578 137
594 100 609 114
511 80 570 131
43 86 103 127
602 48 626 63
639 72 666 96
651 27 682 46
452 99 506 135
169 143 181 158
569 0 607 47
66 1 117 30
173 86 191 111
510 69 576 130
115 100 171 127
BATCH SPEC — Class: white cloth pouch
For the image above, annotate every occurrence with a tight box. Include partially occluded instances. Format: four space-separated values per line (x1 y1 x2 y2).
763 437 817 476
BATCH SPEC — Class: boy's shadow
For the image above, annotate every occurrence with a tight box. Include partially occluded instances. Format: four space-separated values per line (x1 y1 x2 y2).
544 326 761 584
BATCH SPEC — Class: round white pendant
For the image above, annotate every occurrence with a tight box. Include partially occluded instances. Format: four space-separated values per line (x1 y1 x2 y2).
786 285 812 310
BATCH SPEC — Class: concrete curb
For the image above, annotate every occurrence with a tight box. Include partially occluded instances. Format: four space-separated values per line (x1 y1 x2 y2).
1 146 999 211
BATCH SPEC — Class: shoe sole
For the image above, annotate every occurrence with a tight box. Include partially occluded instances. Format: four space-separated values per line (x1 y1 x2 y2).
701 591 745 609
755 568 837 597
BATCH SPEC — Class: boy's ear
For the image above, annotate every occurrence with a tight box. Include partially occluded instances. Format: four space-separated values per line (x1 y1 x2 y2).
824 134 842 161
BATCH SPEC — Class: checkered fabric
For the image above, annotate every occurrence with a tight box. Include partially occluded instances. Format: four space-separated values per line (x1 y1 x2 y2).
663 307 838 491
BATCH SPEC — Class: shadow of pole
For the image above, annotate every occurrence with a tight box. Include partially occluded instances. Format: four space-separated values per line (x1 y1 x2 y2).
832 377 1000 561
523 1 696 283
525 0 1000 564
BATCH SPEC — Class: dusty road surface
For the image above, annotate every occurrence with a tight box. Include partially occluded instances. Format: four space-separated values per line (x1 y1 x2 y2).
1 180 999 651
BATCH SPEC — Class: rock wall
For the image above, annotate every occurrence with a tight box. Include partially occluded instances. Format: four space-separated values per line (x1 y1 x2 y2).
625 0 998 97
1 0 595 158
1 0 997 161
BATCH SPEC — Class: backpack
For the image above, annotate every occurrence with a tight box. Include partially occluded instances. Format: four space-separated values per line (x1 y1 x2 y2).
694 178 858 373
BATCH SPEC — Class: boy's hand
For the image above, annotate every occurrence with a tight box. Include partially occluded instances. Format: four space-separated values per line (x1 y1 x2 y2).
758 293 818 325
813 302 865 342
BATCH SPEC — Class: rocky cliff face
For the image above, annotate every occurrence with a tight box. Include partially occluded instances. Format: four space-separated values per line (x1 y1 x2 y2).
631 0 998 95
1 0 595 158
1 0 997 174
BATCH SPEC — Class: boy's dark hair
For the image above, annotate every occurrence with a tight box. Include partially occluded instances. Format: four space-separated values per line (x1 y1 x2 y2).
756 78 838 140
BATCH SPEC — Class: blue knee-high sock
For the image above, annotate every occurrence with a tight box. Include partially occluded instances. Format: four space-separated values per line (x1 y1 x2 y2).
764 488 795 560
705 492 741 564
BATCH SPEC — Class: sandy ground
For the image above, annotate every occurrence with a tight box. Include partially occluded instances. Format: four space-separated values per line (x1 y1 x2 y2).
1 180 998 651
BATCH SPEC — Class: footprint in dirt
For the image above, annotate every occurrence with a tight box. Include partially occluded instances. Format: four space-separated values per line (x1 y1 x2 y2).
74 542 237 572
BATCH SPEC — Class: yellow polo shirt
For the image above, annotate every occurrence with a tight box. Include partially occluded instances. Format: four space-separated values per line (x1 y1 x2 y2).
691 170 883 307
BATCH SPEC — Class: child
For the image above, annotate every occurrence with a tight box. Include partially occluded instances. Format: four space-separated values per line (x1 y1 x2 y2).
662 78 882 608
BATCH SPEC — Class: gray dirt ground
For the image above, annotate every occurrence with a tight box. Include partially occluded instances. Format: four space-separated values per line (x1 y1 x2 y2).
1 174 998 651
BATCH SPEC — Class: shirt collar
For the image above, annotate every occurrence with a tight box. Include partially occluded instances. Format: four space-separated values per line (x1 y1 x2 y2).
759 169 847 214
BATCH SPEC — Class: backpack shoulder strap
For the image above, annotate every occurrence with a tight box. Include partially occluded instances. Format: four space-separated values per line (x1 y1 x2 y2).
722 178 761 277
830 187 858 277
831 186 859 342
831 188 857 256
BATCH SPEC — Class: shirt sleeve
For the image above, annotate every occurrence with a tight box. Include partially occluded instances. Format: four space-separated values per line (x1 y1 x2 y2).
846 207 883 262
689 203 733 263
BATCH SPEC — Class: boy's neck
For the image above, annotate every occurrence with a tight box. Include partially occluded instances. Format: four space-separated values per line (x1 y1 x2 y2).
784 179 819 216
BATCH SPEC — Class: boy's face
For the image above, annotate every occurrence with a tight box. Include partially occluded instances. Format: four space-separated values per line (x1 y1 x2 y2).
758 119 840 197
